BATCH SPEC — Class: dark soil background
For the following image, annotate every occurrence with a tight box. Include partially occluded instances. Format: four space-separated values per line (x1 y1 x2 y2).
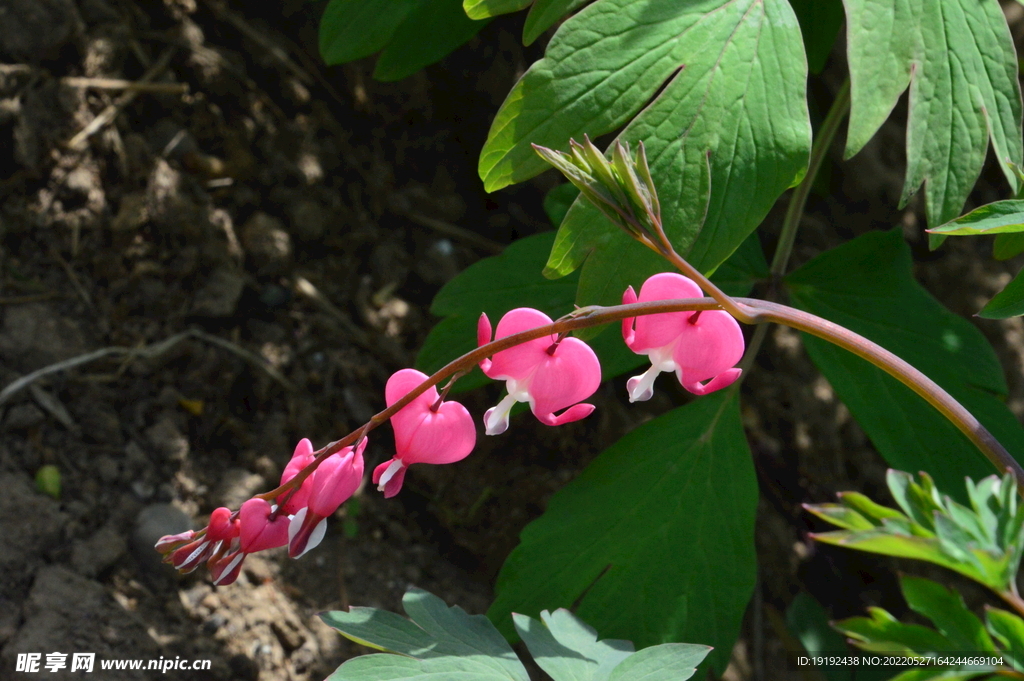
3 1 1024 680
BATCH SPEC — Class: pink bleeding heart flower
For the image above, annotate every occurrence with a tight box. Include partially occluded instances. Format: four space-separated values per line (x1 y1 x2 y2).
288 439 366 558
622 272 744 402
372 369 476 498
239 498 290 553
277 438 315 515
478 308 601 435
210 498 291 586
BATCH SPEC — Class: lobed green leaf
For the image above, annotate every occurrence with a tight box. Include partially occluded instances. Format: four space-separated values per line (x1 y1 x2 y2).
477 0 809 310
842 0 1023 227
512 609 633 681
320 588 529 681
488 390 757 677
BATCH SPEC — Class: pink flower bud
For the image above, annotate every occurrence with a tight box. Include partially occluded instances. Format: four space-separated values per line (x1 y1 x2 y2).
478 308 601 435
277 438 315 515
622 273 743 401
288 439 366 558
372 369 476 498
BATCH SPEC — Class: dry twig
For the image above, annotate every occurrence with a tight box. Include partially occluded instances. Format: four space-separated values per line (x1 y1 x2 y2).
0 329 294 407
67 47 177 150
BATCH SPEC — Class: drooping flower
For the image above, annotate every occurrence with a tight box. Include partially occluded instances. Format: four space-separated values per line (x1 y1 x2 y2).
477 308 601 435
622 272 743 402
277 438 315 515
372 368 476 498
288 439 366 558
208 497 291 586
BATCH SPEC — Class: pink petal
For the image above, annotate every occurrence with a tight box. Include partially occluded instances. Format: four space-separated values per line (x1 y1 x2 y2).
631 273 703 352
485 308 556 380
307 440 366 517
209 549 245 586
671 310 744 385
478 313 493 373
539 403 595 426
395 400 476 465
682 368 742 396
238 498 289 553
622 285 638 348
155 530 194 554
278 438 316 514
386 369 440 455
206 507 239 543
372 459 408 498
287 507 329 559
527 337 601 424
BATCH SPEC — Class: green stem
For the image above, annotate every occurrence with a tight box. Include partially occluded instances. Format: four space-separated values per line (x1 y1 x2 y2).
737 80 851 375
258 296 1023 502
771 79 851 278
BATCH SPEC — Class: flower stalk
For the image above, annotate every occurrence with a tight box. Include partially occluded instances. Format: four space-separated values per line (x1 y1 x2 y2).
258 295 1023 503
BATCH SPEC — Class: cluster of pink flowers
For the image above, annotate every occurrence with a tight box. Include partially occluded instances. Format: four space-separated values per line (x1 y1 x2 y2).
156 273 744 583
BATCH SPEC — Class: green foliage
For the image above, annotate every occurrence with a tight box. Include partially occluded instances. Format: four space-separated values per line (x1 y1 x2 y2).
321 588 710 681
786 229 1024 498
462 0 589 44
805 470 1024 592
978 270 1024 321
319 0 487 81
832 574 1015 680
842 0 1023 227
476 0 809 310
929 201 1024 237
487 390 756 678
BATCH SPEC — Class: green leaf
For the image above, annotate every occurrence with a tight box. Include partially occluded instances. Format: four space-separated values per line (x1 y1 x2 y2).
802 503 876 532
606 643 711 681
512 609 633 681
808 530 996 588
985 607 1024 667
979 269 1024 320
993 233 1024 260
488 390 757 678
785 229 1024 500
318 0 419 65
415 232 645 393
899 575 996 653
788 0 844 74
523 0 590 45
374 0 489 81
842 0 1023 226
463 0 531 20
834 606 955 654
928 200 1024 236
327 655 515 681
836 492 906 525
477 0 810 308
320 588 530 681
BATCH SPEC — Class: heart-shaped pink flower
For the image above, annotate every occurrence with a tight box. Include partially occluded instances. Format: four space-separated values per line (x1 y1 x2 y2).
239 498 290 553
288 439 366 558
622 273 744 401
372 369 476 498
478 308 601 435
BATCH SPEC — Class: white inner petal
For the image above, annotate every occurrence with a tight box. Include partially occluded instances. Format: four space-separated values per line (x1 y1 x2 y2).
376 459 405 491
484 382 531 435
